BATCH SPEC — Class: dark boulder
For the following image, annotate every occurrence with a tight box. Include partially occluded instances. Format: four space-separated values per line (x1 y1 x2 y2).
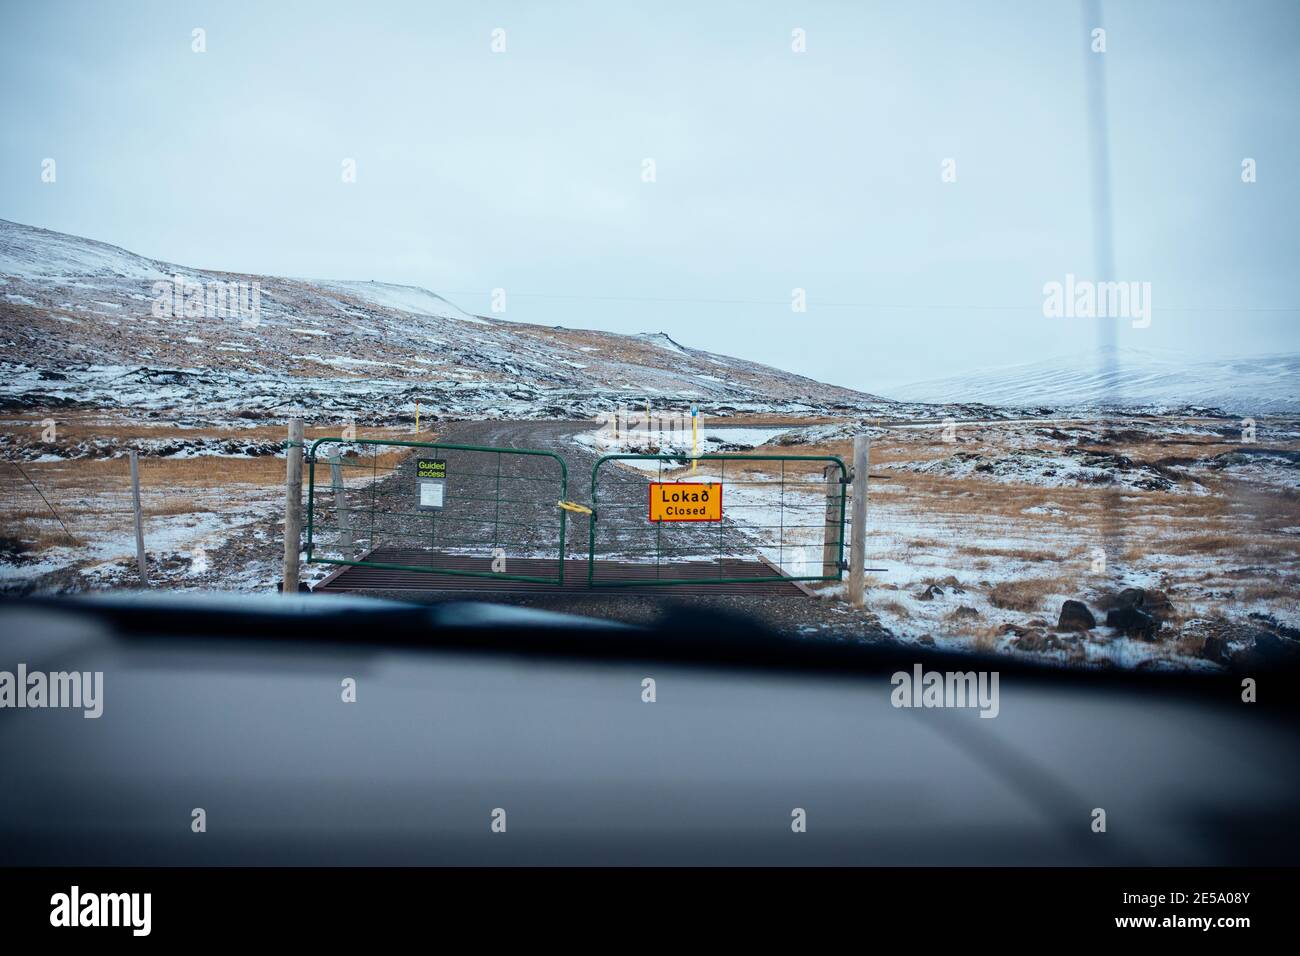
1143 590 1176 621
1112 587 1176 621
1247 612 1300 641
1106 605 1161 640
1113 587 1144 609
1199 633 1229 664
1251 631 1300 665
1058 600 1096 632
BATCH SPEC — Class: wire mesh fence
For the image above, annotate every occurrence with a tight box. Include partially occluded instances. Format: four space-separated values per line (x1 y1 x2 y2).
587 453 847 586
305 438 569 584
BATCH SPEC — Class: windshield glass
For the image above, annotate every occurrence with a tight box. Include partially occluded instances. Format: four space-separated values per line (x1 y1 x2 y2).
0 1 1295 676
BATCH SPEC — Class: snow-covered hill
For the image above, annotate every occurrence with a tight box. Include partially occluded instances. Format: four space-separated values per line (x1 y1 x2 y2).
0 219 883 419
885 347 1300 416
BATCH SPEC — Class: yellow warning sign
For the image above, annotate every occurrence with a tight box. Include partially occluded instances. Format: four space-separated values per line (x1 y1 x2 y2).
649 482 722 522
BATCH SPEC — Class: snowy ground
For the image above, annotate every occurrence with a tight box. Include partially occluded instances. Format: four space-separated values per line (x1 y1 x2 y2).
4 410 1296 673
0 475 283 593
574 423 792 464
573 415 1300 670
821 417 1297 669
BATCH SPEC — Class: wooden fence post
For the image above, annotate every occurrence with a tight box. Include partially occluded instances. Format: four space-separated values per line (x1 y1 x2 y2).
282 419 303 594
848 435 870 607
129 450 149 587
329 454 353 557
822 463 842 578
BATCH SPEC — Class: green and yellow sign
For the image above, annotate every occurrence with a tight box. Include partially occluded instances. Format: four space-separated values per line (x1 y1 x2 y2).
416 458 447 480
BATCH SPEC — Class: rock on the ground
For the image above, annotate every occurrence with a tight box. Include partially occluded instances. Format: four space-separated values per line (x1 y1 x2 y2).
1199 633 1229 664
1058 600 1096 631
1106 605 1162 640
1250 631 1300 665
1113 587 1176 621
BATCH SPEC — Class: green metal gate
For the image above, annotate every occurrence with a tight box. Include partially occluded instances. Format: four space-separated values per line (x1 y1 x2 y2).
305 438 569 584
587 453 848 587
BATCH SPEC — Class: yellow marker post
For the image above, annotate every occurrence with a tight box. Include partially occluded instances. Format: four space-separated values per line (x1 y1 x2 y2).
414 401 420 434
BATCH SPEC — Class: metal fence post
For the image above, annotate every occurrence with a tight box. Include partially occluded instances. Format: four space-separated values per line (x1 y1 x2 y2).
129 450 149 587
848 435 869 606
283 419 304 594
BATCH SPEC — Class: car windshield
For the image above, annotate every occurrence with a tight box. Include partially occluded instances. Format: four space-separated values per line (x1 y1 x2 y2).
0 1 1295 677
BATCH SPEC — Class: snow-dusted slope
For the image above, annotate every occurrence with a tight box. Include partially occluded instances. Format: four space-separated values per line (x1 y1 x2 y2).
0 220 171 280
886 347 1300 416
0 218 883 417
308 280 485 324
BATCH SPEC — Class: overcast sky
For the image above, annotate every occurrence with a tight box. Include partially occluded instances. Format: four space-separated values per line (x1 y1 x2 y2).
2 0 1297 392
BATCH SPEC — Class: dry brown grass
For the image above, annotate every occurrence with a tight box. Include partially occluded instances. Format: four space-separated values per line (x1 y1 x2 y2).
876 599 911 619
2 426 426 492
956 545 1061 562
2 521 82 549
145 497 199 516
988 577 1068 613
1160 533 1296 563
969 625 1000 653
1236 581 1297 603
932 620 1001 651
1165 533 1240 554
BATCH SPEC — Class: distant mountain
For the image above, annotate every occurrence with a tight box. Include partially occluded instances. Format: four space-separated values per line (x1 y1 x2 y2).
0 219 884 418
885 347 1300 416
